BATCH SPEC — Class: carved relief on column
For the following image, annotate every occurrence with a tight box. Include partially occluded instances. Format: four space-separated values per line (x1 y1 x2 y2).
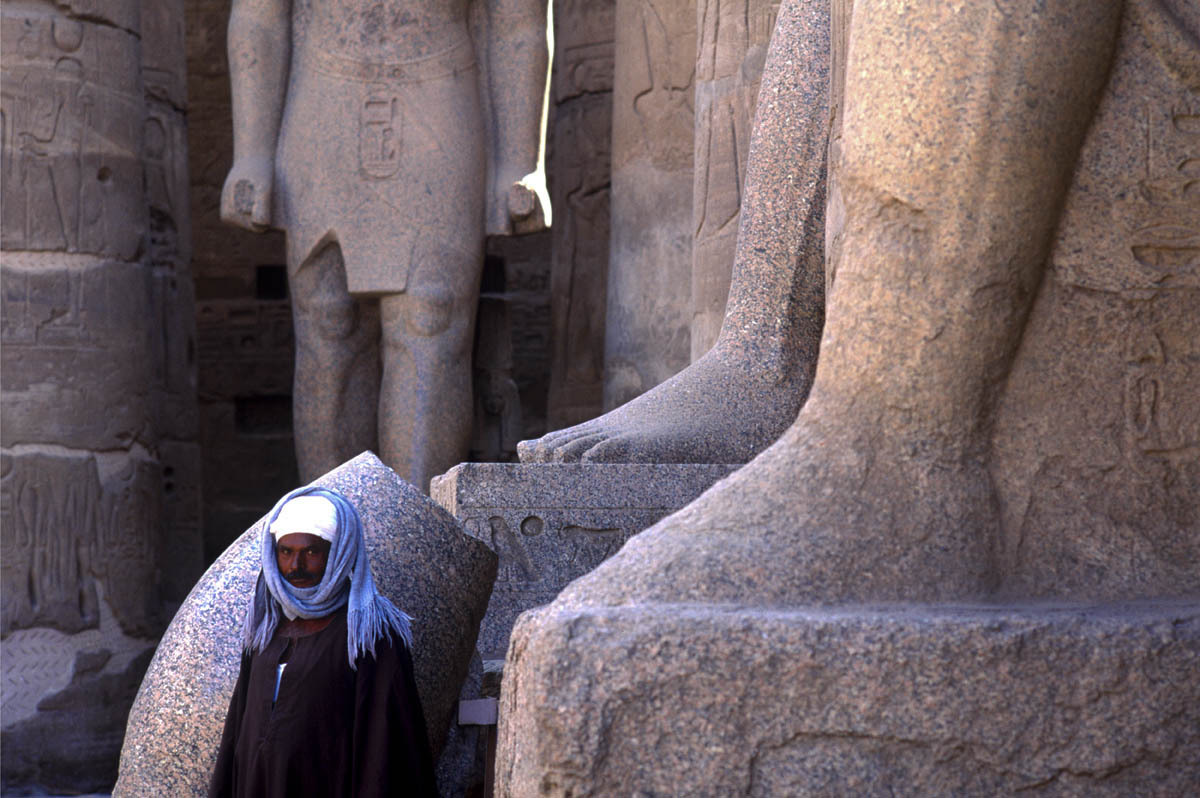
690 0 780 359
1 3 145 259
993 0 1200 598
1 0 201 791
141 0 202 603
545 0 616 428
604 0 696 409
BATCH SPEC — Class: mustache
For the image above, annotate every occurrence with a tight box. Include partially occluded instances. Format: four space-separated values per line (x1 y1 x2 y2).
284 570 319 584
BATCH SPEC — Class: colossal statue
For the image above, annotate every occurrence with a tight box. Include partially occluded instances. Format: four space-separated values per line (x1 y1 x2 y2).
499 0 1199 789
221 0 548 490
524 0 1200 609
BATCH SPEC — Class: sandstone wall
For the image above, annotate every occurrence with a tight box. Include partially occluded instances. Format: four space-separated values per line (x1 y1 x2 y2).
0 0 201 791
603 0 696 410
544 0 617 429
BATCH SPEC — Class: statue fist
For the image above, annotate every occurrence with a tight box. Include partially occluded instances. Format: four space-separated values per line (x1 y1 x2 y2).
487 178 547 236
220 156 274 232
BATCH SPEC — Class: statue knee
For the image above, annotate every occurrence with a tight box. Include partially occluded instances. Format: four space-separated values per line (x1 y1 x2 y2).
400 283 456 338
296 292 358 342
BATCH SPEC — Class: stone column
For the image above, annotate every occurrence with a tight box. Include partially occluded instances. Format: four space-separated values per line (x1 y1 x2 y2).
0 0 200 791
544 0 617 430
603 0 696 410
691 0 779 358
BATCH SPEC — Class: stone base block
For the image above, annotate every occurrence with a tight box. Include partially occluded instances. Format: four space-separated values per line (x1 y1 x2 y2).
498 601 1200 797
431 463 738 659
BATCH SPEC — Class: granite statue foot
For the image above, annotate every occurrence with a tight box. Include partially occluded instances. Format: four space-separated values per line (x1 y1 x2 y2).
517 344 809 465
550 389 1000 608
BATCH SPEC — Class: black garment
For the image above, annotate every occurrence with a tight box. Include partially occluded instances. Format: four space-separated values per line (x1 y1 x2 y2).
209 610 437 798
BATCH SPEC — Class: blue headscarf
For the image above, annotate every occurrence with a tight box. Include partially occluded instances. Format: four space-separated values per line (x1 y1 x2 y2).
242 485 412 668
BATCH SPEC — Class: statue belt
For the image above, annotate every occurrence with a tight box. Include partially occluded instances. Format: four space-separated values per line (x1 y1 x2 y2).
304 33 477 85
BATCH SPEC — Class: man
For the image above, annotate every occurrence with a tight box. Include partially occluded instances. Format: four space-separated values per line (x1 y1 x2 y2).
220 0 548 491
210 487 437 797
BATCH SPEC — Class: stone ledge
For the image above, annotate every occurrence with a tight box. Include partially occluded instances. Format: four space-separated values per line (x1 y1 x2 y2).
498 601 1200 797
432 463 739 659
432 462 740 513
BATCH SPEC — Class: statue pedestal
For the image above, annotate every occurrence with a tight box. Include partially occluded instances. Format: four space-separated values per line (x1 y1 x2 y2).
432 463 738 659
498 601 1200 797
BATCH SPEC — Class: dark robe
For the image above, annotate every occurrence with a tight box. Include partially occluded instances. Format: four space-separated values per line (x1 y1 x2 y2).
209 609 437 798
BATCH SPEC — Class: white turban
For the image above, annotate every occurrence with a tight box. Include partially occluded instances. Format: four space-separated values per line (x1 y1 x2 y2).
269 494 338 543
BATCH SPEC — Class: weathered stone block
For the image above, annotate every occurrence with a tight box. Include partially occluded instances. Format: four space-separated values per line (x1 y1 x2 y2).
1 258 155 451
431 462 737 658
499 602 1200 797
114 452 497 797
1 449 164 639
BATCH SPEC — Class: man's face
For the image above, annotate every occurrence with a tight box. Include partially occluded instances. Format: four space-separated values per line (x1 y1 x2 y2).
275 533 332 588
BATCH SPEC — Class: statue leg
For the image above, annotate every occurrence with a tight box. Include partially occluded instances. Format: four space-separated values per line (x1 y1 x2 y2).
548 0 1125 607
288 240 381 482
378 253 482 492
519 0 830 465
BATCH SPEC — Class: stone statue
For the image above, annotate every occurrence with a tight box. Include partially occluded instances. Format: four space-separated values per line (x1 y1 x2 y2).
531 0 1198 604
498 0 1199 790
221 0 548 490
520 0 827 466
691 0 782 359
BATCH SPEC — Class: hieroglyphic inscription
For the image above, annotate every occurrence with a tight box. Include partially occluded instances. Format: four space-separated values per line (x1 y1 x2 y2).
0 7 145 260
435 463 740 657
195 299 295 398
486 516 540 583
0 261 156 452
462 512 636 587
0 452 163 639
560 524 625 571
1129 105 1200 287
613 0 695 168
1122 97 1200 475
359 86 402 179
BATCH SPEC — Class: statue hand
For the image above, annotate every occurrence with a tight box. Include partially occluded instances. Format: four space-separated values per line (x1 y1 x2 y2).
220 156 274 232
487 179 547 236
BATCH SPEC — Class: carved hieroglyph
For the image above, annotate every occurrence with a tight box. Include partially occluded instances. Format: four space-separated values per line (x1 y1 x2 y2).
991 0 1200 597
1 0 200 792
431 462 737 659
1 5 144 259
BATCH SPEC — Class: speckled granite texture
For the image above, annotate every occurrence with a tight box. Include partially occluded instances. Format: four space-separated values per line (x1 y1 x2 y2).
499 602 1200 796
113 452 496 797
432 463 737 658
